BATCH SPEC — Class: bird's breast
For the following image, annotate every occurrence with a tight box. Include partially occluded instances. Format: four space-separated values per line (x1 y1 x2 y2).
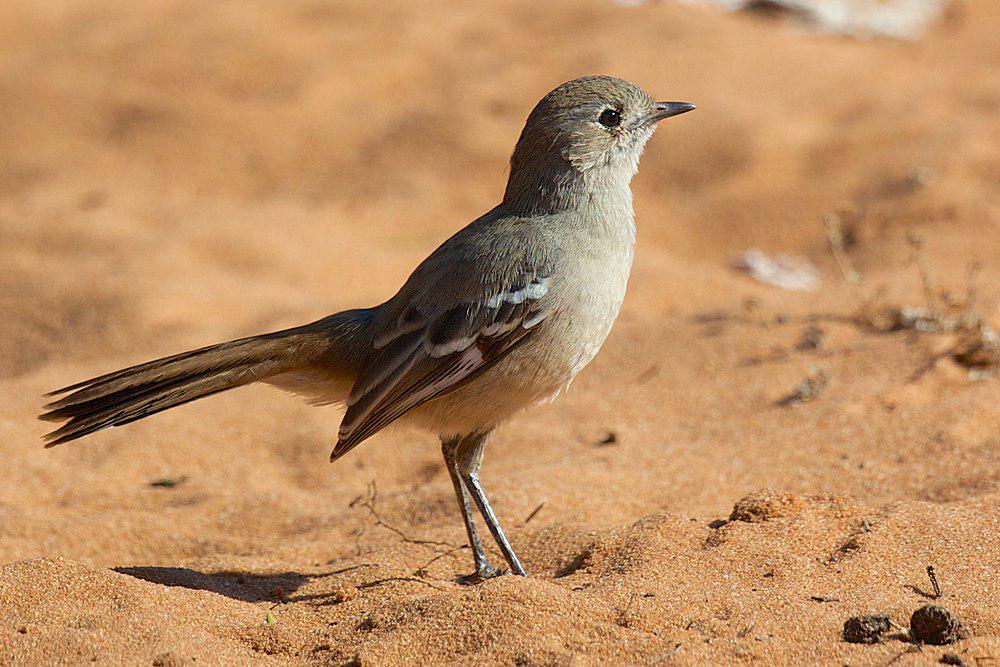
513 216 636 397
410 209 636 436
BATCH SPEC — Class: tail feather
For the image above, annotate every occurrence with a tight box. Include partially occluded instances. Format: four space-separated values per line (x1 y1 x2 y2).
42 332 314 416
43 369 254 446
40 310 373 446
44 340 245 397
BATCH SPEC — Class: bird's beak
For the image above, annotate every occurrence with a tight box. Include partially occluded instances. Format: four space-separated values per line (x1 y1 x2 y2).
646 101 696 124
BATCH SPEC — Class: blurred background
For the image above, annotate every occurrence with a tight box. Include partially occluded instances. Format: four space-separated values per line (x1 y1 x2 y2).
1 0 998 663
2 0 997 373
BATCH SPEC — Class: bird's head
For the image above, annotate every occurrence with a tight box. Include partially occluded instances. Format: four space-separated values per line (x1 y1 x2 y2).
504 76 694 211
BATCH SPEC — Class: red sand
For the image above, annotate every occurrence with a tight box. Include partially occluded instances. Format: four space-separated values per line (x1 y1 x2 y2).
1 0 998 663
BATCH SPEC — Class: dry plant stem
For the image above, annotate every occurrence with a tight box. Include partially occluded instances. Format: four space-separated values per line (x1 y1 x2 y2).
826 215 998 378
825 214 862 288
927 565 942 599
354 481 461 550
524 502 545 524
964 261 982 309
907 233 940 313
825 214 891 331
886 645 922 664
357 576 447 592
413 543 468 577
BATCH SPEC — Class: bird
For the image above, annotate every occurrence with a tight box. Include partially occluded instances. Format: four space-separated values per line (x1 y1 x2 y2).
39 76 695 583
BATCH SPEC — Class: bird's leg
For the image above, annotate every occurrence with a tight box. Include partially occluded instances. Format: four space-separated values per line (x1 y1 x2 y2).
455 432 527 577
441 436 500 584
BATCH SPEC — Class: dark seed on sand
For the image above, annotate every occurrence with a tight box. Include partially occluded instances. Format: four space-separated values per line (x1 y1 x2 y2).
940 654 965 666
842 615 892 644
910 605 968 645
149 476 187 488
596 431 618 446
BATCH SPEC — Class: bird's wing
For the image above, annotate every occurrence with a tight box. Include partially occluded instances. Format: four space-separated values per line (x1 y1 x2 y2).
331 256 556 460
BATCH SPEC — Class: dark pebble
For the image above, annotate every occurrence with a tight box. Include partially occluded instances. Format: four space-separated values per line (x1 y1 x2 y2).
910 605 968 645
842 615 891 644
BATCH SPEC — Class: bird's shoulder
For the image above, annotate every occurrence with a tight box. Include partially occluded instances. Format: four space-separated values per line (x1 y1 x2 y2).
385 205 573 315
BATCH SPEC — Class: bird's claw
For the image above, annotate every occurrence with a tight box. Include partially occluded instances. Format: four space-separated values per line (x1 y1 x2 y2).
456 564 505 585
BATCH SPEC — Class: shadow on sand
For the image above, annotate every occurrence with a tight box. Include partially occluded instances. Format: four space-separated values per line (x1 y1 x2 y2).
115 566 312 603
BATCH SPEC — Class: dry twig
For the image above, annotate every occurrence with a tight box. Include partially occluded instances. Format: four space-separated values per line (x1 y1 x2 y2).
927 565 942 599
351 481 457 549
825 215 998 376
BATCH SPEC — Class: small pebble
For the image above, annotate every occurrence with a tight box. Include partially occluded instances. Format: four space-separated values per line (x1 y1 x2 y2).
152 652 185 667
329 580 357 603
940 654 965 666
842 615 892 644
596 431 617 446
910 605 968 645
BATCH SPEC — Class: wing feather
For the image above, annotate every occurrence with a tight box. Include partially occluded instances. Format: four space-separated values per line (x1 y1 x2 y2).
330 271 553 460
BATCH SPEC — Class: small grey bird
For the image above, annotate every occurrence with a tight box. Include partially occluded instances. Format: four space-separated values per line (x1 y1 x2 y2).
40 76 694 582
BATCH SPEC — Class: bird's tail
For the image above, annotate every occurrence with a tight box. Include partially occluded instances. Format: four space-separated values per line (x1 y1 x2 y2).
39 309 372 446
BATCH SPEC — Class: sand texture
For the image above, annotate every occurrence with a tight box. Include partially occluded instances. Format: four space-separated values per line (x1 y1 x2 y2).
1 0 998 664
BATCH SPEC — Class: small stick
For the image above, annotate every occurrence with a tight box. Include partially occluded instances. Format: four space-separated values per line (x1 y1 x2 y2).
886 645 921 665
906 233 941 313
357 576 447 592
825 214 862 288
623 591 637 617
617 591 638 627
524 502 545 524
963 260 982 309
825 214 890 331
353 481 459 549
927 565 941 599
412 543 467 577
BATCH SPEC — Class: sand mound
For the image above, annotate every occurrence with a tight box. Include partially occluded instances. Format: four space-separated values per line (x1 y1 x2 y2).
5 495 994 663
0 557 283 664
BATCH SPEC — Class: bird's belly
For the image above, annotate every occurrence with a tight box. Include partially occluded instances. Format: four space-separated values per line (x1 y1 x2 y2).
410 260 631 437
529 277 629 393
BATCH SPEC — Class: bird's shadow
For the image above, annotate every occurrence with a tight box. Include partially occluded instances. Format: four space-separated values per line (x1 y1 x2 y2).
115 566 310 603
115 564 374 604
114 563 378 602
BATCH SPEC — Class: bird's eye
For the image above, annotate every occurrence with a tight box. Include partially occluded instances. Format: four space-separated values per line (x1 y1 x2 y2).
598 108 622 128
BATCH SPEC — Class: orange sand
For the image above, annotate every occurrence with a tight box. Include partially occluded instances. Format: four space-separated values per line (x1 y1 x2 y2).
1 0 998 663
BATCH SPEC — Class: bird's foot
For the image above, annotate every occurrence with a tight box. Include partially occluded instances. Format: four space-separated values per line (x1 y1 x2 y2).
455 564 505 585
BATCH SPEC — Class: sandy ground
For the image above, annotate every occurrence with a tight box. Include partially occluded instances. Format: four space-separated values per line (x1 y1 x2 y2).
1 0 998 664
